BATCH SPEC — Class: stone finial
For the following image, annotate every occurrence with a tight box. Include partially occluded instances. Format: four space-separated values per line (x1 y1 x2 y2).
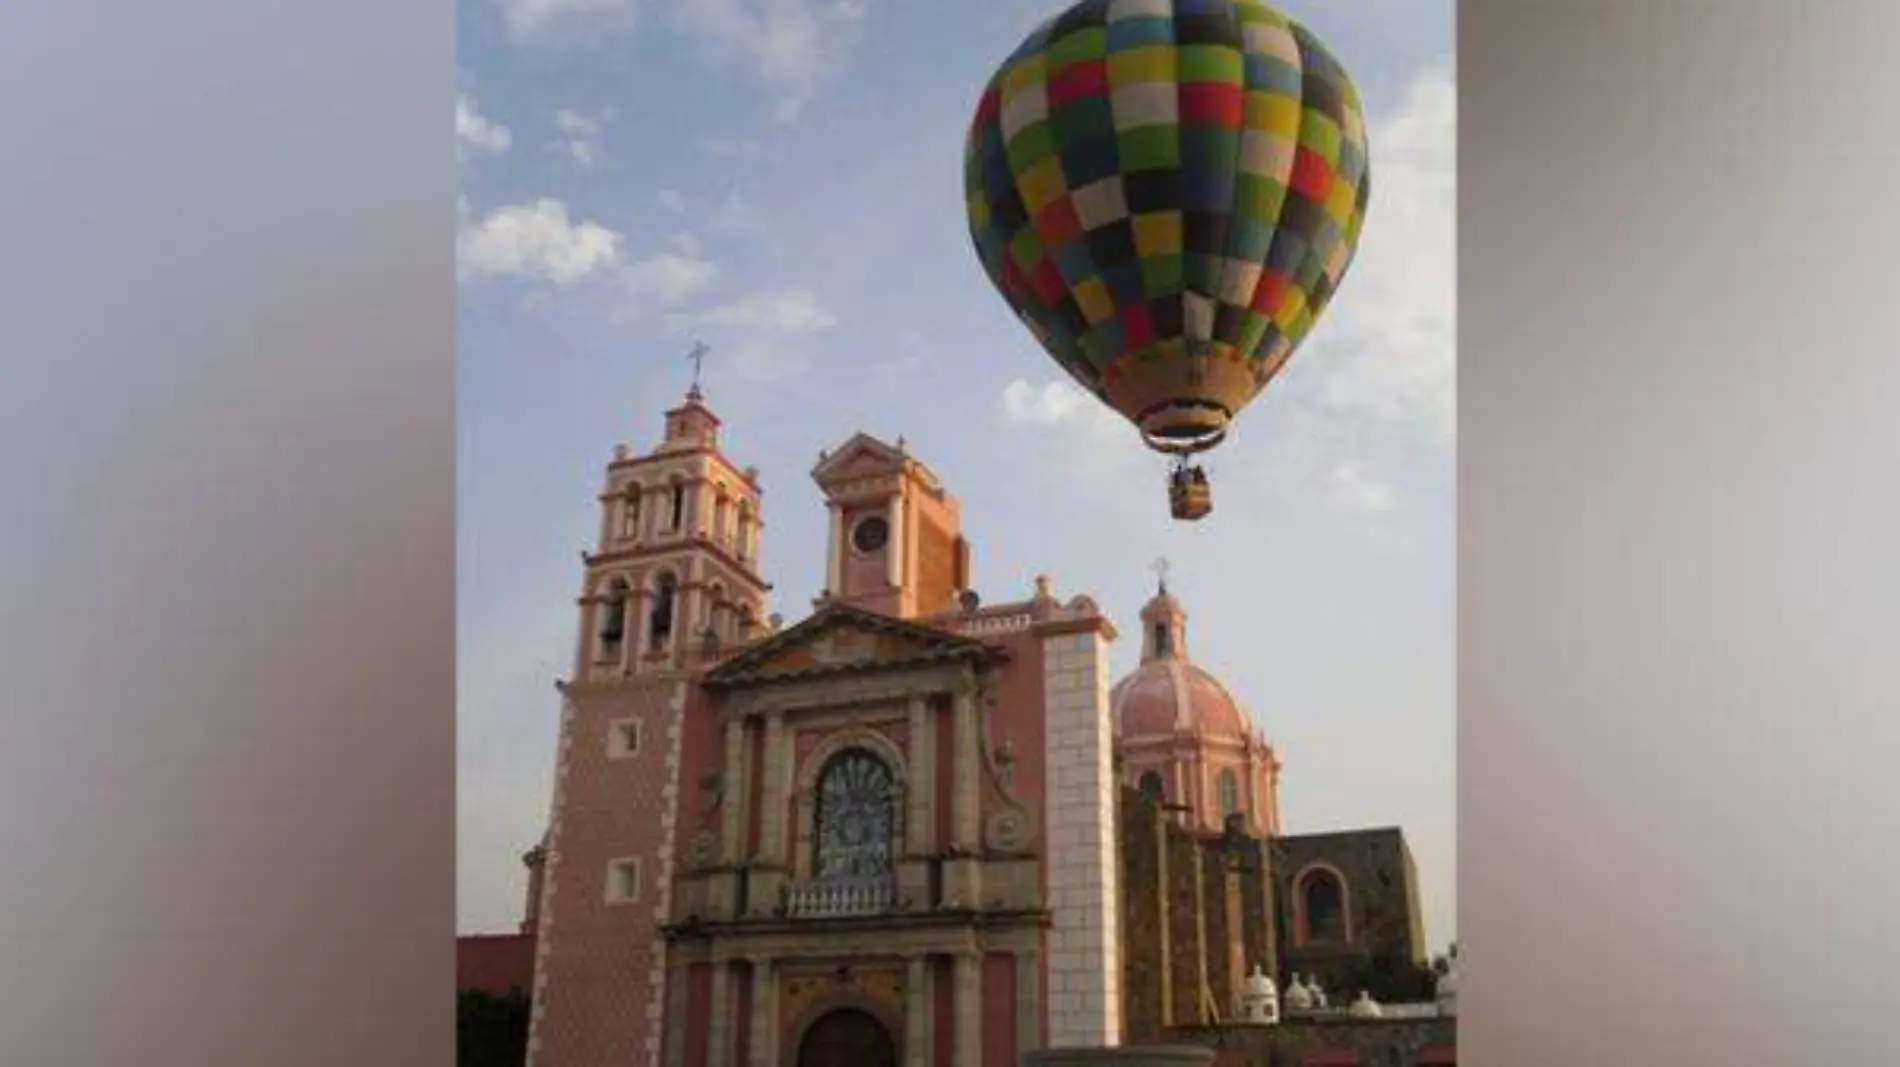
1348 991 1382 1019
1237 964 1279 1026
768 613 784 632
1284 973 1313 1013
1435 943 1460 1015
1034 574 1054 600
613 442 632 460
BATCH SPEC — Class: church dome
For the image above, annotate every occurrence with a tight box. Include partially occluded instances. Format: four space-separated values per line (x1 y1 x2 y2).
1110 576 1254 742
1111 658 1251 740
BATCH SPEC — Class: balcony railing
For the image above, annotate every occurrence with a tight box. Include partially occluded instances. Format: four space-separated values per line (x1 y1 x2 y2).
783 878 896 918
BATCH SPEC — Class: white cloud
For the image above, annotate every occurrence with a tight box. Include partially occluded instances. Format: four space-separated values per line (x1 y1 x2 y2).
457 199 721 307
494 0 639 39
696 288 834 334
657 189 687 212
624 252 722 306
458 198 621 285
1309 60 1457 444
670 0 871 122
553 108 608 167
709 191 762 233
700 135 775 160
1329 461 1400 514
1000 378 1119 436
456 91 512 157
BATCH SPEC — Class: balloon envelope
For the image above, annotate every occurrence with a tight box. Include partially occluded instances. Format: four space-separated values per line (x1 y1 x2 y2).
965 0 1370 454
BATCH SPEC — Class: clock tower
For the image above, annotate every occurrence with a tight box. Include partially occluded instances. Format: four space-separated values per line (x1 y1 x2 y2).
810 433 971 619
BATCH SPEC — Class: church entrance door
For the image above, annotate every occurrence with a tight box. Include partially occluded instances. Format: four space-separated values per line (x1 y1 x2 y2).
795 1008 897 1067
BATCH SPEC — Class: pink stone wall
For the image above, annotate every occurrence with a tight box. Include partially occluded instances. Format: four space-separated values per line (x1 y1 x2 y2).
683 963 711 1067
530 677 679 1067
981 953 1017 1067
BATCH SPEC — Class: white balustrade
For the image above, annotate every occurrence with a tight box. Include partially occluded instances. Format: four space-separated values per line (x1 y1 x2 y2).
783 879 896 918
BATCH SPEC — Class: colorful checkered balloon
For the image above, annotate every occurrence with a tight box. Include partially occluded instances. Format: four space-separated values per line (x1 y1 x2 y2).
965 0 1370 454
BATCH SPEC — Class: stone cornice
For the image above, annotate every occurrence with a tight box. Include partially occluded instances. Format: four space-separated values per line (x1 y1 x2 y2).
660 907 1050 956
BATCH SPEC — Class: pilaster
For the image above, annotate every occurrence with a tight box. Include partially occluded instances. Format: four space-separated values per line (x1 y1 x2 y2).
708 962 732 1067
748 958 778 1067
1015 948 1042 1056
953 950 982 1067
904 956 932 1067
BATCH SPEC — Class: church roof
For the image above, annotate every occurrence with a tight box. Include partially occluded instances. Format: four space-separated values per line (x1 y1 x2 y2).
1111 657 1253 741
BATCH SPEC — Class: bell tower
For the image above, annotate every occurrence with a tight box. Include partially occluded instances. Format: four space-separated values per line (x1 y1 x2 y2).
574 378 771 680
811 433 971 619
1141 560 1190 662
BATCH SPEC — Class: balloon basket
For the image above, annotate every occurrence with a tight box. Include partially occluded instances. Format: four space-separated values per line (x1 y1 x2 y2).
1169 471 1213 522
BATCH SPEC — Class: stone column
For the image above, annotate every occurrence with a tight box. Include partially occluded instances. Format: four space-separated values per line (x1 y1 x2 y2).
708 962 732 1067
749 957 778 1067
754 711 788 912
1015 948 1042 1056
952 688 979 848
719 716 747 920
1223 866 1245 1016
953 950 982 1067
898 692 936 907
904 956 932 1067
946 686 981 908
627 589 652 669
886 494 904 588
906 694 933 849
825 502 843 596
759 712 787 861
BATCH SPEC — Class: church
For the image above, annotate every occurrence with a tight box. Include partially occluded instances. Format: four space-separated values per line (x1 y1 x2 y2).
465 384 1441 1067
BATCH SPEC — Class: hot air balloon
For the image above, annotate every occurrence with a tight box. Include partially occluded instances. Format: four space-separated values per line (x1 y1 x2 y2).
964 0 1370 521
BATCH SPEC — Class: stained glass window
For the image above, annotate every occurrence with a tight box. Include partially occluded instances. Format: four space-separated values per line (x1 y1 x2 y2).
812 748 897 884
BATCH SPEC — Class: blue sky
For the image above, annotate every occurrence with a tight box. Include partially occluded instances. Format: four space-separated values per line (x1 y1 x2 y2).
457 0 1455 950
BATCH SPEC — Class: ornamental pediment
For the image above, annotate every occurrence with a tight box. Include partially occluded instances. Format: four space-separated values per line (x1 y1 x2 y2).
811 433 904 484
703 604 992 691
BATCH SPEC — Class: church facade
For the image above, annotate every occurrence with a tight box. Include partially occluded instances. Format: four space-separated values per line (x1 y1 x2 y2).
487 387 1435 1067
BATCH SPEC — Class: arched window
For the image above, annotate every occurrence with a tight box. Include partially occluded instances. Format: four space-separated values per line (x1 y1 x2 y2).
1300 868 1347 944
1153 621 1173 658
599 578 629 652
1138 771 1165 801
811 748 898 885
712 490 730 548
1217 768 1240 815
620 487 641 539
736 501 753 560
669 478 685 531
648 572 677 652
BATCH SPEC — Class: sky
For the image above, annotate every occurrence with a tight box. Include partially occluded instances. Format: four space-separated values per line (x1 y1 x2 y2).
457 0 1455 950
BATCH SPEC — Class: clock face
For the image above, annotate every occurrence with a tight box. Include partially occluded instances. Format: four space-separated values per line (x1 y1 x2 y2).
852 516 889 554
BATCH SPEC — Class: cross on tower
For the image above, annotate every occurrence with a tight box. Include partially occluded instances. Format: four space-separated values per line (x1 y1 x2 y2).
686 341 710 397
1151 557 1170 595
